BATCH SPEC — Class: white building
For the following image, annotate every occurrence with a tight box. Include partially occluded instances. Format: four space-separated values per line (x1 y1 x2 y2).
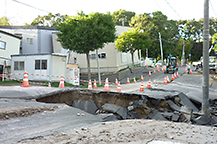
0 30 21 79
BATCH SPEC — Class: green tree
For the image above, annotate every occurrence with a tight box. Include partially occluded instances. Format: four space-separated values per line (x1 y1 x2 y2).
31 13 70 27
112 9 135 26
56 12 116 80
129 14 155 34
212 33 217 52
115 28 150 77
0 16 10 25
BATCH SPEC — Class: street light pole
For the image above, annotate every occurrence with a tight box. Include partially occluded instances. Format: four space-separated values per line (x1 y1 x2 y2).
202 0 209 115
181 42 185 66
159 32 163 62
96 50 101 85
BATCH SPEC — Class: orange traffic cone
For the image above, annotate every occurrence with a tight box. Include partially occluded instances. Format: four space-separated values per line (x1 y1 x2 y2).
190 69 192 74
88 80 92 90
167 76 170 83
59 76 65 88
149 71 151 76
127 78 130 84
21 71 31 87
117 82 121 92
161 68 164 72
103 78 110 91
48 82 51 87
163 77 167 85
93 79 97 88
176 72 179 77
153 65 155 69
141 75 144 81
115 78 118 85
185 67 187 72
157 68 160 73
140 82 144 92
146 64 148 68
171 74 175 81
154 70 156 74
134 77 136 83
147 79 152 88
174 73 177 78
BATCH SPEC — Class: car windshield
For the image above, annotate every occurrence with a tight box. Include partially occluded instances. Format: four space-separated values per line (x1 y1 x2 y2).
157 60 163 63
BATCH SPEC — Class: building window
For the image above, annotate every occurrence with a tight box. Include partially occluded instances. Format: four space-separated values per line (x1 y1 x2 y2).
89 54 96 59
14 61 24 70
98 53 106 59
0 41 6 49
27 38 33 45
35 60 47 70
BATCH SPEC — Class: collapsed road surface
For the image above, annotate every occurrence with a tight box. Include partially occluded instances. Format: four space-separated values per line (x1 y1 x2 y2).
1 67 217 143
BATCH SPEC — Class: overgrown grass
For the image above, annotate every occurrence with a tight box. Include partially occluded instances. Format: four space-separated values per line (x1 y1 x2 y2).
130 78 140 82
50 82 74 87
0 80 21 84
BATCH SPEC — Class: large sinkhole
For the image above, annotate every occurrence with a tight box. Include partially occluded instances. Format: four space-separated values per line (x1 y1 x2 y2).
36 89 217 126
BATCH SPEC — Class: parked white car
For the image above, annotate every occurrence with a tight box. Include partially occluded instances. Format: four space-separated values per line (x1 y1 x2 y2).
143 57 153 67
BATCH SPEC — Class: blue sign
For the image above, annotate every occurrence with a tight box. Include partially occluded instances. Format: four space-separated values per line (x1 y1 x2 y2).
189 54 191 56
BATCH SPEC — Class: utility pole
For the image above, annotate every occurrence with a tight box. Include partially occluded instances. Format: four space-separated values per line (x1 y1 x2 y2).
181 42 185 66
159 32 163 62
202 0 209 115
96 50 101 85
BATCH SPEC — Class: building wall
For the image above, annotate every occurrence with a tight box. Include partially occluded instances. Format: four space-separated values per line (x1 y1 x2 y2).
51 55 66 81
10 54 66 82
0 32 20 65
0 27 57 55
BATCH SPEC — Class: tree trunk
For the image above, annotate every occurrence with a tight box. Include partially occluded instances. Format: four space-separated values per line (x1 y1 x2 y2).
86 52 91 80
131 51 136 78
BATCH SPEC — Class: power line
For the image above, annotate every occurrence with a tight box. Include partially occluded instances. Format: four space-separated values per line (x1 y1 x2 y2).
164 0 183 20
11 0 51 14
209 0 217 18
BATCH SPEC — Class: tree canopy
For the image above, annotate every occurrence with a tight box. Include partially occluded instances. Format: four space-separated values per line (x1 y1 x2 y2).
111 9 135 26
0 16 10 25
56 12 116 80
30 13 70 27
115 28 150 77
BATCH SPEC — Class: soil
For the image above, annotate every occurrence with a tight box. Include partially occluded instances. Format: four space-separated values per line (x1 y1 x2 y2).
18 119 217 144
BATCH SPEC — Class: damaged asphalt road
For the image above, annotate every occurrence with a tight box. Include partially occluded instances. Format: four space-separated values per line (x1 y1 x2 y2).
0 66 217 143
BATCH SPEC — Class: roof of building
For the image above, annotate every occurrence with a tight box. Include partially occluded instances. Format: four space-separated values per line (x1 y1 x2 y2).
11 53 67 57
0 30 22 39
0 26 56 30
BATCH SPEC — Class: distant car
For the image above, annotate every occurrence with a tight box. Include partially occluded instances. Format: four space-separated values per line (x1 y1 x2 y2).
156 60 163 67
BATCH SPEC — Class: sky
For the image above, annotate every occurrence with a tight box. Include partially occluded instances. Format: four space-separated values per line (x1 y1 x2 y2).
1 0 217 25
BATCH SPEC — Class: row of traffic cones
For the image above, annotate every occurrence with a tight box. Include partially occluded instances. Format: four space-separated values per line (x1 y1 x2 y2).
20 71 66 88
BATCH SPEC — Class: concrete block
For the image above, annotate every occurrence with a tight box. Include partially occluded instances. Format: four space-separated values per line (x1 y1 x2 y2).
133 100 143 108
73 100 98 114
172 113 179 122
102 103 119 113
168 100 181 111
149 110 167 120
178 92 199 112
127 111 138 119
162 112 173 119
150 98 161 106
102 114 118 122
102 103 128 119
116 107 128 119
